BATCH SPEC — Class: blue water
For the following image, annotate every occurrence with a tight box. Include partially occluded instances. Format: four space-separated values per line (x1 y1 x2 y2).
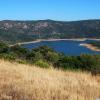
22 40 100 56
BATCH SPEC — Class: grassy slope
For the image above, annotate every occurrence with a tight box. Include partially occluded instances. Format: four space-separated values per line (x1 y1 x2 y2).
0 60 100 100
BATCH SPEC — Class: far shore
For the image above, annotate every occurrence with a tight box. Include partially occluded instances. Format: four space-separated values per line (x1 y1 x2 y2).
11 38 100 46
10 38 88 46
80 43 100 52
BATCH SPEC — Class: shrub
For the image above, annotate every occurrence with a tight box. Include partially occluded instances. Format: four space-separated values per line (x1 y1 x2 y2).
10 45 29 58
45 51 60 64
26 51 43 63
79 54 100 75
0 42 9 53
35 60 49 68
0 52 16 61
17 59 27 64
55 56 81 70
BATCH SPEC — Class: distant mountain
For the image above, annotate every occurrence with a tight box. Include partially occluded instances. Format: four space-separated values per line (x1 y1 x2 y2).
0 19 100 44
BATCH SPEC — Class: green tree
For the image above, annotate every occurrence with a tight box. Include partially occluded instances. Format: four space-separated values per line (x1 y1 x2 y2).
0 42 9 53
10 45 29 59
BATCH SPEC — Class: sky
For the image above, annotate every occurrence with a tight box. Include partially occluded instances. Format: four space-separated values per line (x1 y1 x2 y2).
0 0 100 21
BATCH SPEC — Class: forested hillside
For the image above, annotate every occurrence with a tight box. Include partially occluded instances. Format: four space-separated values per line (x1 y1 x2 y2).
0 19 100 44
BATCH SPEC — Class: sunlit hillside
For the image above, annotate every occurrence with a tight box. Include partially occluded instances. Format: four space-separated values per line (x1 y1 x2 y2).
0 60 100 100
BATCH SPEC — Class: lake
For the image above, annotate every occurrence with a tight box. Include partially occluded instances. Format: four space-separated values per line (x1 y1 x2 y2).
22 40 100 55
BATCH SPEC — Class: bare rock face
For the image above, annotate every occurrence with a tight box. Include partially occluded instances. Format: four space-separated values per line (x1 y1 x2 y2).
3 23 13 28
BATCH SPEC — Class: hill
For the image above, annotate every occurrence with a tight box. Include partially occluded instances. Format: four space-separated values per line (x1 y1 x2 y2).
0 19 100 44
0 60 100 100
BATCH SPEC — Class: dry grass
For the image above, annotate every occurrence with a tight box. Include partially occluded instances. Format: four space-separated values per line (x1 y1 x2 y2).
0 60 100 100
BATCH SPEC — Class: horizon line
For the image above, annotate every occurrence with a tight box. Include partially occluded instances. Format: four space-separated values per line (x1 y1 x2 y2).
0 18 100 22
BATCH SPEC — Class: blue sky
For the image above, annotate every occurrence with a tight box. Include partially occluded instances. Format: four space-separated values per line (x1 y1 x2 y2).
0 0 100 21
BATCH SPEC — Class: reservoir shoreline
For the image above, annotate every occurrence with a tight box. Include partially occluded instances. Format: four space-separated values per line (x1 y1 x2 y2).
11 38 100 46
10 38 87 46
17 38 87 45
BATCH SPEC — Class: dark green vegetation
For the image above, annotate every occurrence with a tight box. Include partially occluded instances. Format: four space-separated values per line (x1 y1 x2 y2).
0 42 100 75
90 41 100 48
0 19 100 44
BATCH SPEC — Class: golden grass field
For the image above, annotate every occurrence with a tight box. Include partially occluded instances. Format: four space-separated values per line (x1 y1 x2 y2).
0 60 100 100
